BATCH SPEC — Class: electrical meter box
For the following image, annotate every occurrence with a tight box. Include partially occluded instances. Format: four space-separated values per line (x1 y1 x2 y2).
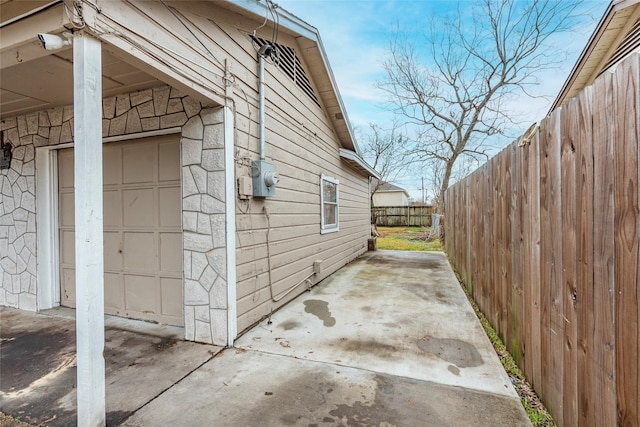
251 160 279 197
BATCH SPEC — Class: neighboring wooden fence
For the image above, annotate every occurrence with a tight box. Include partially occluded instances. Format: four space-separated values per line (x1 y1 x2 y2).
372 206 433 226
445 54 639 427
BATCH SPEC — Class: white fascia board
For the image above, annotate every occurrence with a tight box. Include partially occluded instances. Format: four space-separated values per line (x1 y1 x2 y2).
339 148 380 179
0 0 63 29
225 0 317 39
313 31 360 155
0 2 70 69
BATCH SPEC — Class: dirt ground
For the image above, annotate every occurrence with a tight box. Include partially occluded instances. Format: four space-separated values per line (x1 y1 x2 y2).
0 413 34 427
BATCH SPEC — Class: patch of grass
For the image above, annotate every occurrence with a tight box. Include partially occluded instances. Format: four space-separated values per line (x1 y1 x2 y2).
377 236 427 251
423 239 444 252
376 226 443 252
452 273 557 427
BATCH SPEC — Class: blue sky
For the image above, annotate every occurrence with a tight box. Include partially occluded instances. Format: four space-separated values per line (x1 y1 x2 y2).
277 0 609 201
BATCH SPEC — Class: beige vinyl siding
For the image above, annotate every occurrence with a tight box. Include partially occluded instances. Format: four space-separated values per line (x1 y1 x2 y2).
232 28 369 331
189 13 371 331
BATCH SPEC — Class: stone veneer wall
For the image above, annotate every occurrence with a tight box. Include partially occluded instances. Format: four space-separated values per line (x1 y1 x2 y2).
0 85 229 345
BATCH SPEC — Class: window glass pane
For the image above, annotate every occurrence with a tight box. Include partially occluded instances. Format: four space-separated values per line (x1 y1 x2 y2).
324 204 336 226
323 181 336 203
320 175 338 233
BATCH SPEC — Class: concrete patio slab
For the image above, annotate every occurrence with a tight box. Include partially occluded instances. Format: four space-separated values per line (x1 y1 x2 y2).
123 250 530 426
0 307 221 426
236 250 515 398
1 250 530 426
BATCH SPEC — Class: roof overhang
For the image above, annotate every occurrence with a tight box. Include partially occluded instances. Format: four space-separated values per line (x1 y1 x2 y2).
550 0 640 112
339 148 379 179
0 1 171 120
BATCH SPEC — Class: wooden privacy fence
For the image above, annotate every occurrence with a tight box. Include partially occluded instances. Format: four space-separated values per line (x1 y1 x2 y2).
444 54 639 427
371 205 433 226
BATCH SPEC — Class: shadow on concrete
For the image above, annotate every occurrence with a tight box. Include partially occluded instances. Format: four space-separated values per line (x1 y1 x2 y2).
0 308 220 426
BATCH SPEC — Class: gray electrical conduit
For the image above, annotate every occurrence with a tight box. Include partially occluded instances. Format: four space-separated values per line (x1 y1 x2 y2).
264 206 314 302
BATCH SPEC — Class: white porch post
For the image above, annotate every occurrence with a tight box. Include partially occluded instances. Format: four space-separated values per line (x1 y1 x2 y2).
73 31 105 427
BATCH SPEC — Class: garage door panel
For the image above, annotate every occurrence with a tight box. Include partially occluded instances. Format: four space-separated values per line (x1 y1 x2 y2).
123 188 155 227
104 231 123 270
124 274 158 314
159 187 181 227
103 146 122 185
123 144 155 184
60 230 75 264
124 232 157 270
58 150 74 188
159 141 180 181
160 232 182 272
59 192 75 227
161 277 183 318
105 272 124 313
104 190 122 228
61 268 75 307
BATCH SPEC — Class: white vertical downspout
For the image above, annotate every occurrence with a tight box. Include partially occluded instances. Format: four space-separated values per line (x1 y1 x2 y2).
224 105 237 347
73 31 105 426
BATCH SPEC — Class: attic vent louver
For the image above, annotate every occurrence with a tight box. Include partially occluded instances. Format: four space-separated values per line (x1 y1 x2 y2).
252 36 320 106
602 17 640 73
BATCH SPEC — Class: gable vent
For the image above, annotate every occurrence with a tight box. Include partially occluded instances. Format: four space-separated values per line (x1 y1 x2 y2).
602 17 640 73
252 36 320 106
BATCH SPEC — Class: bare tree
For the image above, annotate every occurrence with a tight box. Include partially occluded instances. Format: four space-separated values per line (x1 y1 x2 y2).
359 122 407 206
424 156 481 211
378 0 580 212
359 122 407 232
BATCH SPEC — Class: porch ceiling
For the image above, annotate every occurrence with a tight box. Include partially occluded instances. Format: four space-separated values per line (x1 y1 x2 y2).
0 1 162 121
0 46 161 121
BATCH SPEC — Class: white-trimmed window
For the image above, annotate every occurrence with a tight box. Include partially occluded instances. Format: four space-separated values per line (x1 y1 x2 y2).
320 175 339 234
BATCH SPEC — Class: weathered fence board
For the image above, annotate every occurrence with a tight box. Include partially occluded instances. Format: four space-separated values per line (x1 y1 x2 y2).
589 69 617 426
538 113 555 414
510 144 523 365
444 54 640 427
613 55 639 427
575 84 594 427
560 93 579 427
529 131 542 393
548 111 565 425
371 206 433 227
